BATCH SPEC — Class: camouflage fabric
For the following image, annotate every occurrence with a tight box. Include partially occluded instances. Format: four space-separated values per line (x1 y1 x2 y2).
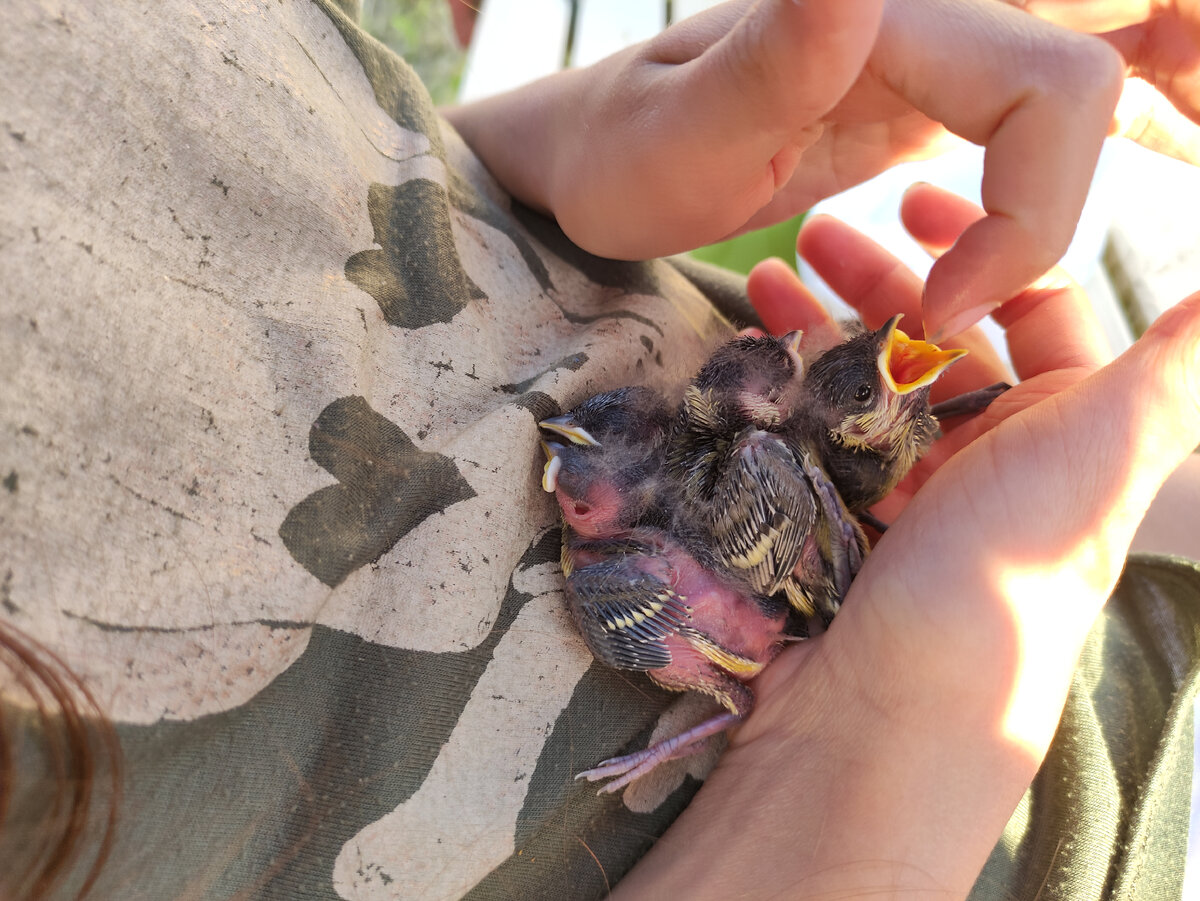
1 2 1196 899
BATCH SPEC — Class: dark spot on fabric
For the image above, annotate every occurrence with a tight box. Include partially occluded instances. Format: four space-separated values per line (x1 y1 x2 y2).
345 181 484 330
497 353 588 395
448 172 555 297
511 391 561 423
279 396 476 587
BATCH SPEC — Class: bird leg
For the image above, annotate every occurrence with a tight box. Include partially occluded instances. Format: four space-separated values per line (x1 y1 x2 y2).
576 710 742 794
930 381 1011 420
579 673 757 793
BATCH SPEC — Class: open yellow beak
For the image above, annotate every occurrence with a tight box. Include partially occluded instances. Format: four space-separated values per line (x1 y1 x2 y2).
877 314 967 394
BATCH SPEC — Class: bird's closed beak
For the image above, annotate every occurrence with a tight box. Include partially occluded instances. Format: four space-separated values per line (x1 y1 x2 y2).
780 329 805 376
539 414 600 447
540 439 566 493
876 314 967 394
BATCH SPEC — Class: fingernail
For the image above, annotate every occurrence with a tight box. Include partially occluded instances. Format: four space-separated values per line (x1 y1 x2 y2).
927 302 997 345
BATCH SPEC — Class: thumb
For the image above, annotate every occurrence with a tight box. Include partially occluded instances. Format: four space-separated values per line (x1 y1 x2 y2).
907 290 1200 619
996 292 1200 601
856 291 1200 751
711 292 1200 901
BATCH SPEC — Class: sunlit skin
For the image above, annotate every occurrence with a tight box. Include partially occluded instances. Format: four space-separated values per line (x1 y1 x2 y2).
1012 0 1200 164
749 193 1112 530
609 184 1200 899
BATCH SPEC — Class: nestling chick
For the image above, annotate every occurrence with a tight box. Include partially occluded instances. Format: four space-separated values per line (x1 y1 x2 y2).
561 527 789 793
540 389 790 793
539 385 673 540
668 333 864 621
686 330 806 427
789 315 966 513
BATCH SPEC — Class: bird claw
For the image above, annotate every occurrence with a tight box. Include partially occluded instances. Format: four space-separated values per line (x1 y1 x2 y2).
857 510 890 534
930 381 1010 420
575 752 667 794
576 711 740 794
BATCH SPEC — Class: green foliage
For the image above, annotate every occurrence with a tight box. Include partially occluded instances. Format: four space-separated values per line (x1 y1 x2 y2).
360 0 466 106
689 213 806 276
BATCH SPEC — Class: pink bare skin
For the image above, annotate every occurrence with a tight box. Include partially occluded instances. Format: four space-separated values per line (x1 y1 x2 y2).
648 531 789 672
554 475 627 540
573 528 789 793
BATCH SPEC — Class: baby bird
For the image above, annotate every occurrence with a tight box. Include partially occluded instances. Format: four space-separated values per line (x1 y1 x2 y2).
560 527 789 793
539 385 673 540
788 315 966 513
668 333 864 621
539 389 790 793
682 330 807 428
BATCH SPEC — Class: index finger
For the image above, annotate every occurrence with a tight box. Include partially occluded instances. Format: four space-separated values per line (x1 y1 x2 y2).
870 0 1125 340
745 257 837 336
901 183 1113 379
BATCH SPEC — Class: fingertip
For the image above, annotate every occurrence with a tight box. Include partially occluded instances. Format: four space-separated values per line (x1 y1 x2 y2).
1053 290 1200 535
1147 288 1200 338
746 257 832 335
795 214 858 279
746 256 797 301
747 255 793 280
922 215 1057 341
898 180 934 210
1136 291 1200 420
796 212 840 247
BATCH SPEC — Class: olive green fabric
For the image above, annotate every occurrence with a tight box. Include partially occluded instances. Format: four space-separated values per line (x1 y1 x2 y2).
971 556 1200 901
2 2 1197 899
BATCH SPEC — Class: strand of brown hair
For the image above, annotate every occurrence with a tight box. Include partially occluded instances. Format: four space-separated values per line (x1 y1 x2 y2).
0 620 122 900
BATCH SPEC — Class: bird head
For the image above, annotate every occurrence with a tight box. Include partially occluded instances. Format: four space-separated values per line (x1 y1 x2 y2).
539 386 672 449
803 315 966 461
538 387 671 537
692 331 805 428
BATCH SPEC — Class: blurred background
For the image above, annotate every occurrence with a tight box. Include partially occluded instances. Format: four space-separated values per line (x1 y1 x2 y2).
361 0 468 106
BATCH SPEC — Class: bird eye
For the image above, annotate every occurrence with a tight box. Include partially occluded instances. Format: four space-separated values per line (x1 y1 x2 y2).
853 383 873 403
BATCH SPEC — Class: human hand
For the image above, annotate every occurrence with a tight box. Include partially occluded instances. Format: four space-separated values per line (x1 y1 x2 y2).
1014 0 1200 164
610 184 1200 898
445 0 1123 342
